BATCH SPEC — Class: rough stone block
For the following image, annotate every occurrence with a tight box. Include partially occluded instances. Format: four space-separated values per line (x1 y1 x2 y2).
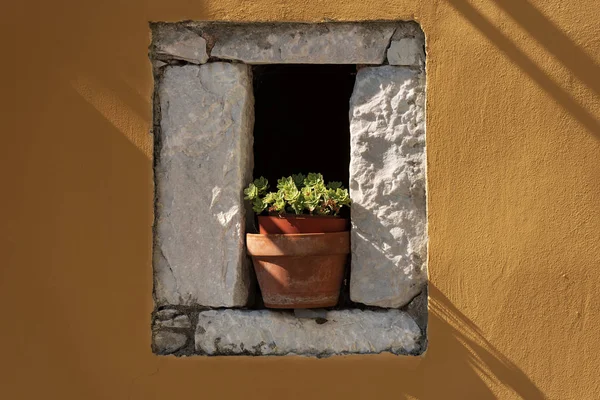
405 288 428 334
154 63 254 307
387 38 425 67
153 25 209 64
390 21 425 44
195 309 422 356
152 330 188 354
154 309 179 320
154 310 192 329
349 66 427 308
199 22 396 64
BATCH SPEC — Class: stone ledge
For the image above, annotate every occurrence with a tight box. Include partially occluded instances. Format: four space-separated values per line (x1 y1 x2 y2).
194 309 423 357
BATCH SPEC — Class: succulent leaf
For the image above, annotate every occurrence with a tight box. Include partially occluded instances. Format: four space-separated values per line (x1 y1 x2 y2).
304 172 324 187
243 183 258 200
244 173 350 216
253 177 269 194
292 173 306 188
252 197 267 213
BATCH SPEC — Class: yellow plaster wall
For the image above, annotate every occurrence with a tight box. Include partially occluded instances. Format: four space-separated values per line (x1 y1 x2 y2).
2 0 599 398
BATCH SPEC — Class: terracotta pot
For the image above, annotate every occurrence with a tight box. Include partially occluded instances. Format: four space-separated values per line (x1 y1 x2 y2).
246 232 350 308
258 215 348 234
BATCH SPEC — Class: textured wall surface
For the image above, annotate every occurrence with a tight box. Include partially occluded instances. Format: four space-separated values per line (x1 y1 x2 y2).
2 0 600 399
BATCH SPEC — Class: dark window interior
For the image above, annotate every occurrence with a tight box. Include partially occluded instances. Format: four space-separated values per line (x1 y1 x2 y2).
252 64 356 189
250 64 357 309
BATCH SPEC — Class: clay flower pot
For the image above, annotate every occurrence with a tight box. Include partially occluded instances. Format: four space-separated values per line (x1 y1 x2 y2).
258 215 348 234
246 231 350 309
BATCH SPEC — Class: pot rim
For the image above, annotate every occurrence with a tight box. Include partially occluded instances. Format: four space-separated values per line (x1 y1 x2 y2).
247 232 348 237
259 214 346 220
246 231 350 256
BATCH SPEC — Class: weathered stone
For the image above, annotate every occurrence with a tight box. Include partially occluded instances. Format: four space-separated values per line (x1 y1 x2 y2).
173 315 191 328
153 60 168 69
200 22 396 64
155 309 179 320
293 308 328 319
153 25 209 64
154 63 254 307
405 287 428 333
349 66 427 308
391 21 425 41
154 313 192 329
195 309 422 356
153 330 188 354
387 38 425 67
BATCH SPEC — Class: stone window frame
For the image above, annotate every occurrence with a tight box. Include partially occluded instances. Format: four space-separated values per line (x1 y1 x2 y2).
150 21 428 357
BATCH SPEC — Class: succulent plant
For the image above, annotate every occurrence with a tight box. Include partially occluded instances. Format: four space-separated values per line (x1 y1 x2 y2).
243 173 351 216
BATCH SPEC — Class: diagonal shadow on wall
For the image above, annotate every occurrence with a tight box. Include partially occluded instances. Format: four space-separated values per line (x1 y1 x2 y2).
426 283 547 399
343 203 546 398
444 0 600 139
491 0 600 97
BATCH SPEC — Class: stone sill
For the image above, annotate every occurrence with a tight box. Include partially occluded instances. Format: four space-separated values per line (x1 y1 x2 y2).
153 308 425 357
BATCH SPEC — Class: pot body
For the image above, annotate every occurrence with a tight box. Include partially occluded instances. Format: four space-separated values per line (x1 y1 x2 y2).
246 232 349 308
258 215 348 234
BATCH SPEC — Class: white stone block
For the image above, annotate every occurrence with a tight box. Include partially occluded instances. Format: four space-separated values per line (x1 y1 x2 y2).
349 66 427 308
154 25 209 64
155 314 192 329
195 309 422 356
154 63 254 307
387 38 424 66
153 330 188 354
203 22 396 64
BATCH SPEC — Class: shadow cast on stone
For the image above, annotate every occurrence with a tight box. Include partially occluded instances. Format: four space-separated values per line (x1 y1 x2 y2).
349 200 427 299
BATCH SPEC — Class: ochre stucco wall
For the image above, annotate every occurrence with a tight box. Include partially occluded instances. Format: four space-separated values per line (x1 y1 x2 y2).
2 0 599 398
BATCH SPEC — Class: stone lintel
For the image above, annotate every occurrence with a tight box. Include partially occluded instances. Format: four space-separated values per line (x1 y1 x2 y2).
193 22 399 64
